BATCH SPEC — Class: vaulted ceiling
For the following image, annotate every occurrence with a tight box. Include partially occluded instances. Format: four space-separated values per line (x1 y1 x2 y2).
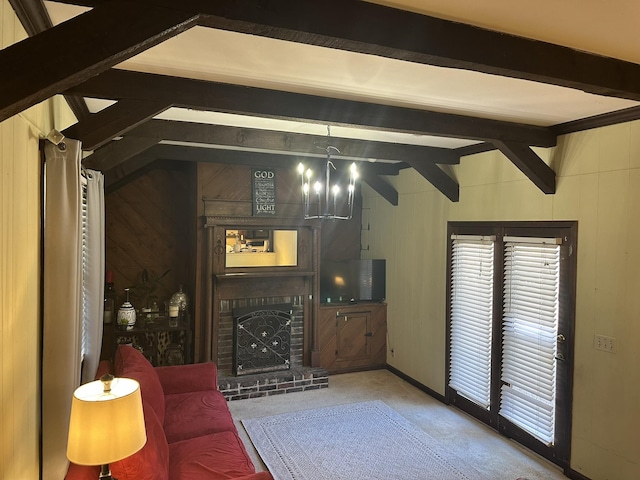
5 0 640 201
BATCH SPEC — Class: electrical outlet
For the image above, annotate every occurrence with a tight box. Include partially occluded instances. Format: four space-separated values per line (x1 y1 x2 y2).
594 334 616 353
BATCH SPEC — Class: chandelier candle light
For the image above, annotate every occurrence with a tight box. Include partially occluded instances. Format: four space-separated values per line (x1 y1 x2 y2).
298 128 358 220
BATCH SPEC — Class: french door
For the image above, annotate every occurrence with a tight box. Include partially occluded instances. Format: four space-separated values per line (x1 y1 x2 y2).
446 222 576 469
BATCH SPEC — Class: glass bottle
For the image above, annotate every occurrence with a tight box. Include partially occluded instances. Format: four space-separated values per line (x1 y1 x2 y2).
103 270 115 324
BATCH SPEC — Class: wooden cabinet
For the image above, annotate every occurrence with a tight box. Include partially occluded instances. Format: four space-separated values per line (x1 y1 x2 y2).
102 317 192 366
318 303 386 373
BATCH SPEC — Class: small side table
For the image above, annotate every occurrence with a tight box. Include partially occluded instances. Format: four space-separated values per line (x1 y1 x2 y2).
103 316 192 366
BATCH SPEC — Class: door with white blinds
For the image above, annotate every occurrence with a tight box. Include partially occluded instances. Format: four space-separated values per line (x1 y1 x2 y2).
500 237 560 446
446 223 576 469
449 236 494 410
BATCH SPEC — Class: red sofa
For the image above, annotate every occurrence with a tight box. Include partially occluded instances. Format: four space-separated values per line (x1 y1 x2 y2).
66 345 273 480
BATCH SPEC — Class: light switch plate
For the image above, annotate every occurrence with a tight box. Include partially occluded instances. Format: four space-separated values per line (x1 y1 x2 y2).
594 334 616 353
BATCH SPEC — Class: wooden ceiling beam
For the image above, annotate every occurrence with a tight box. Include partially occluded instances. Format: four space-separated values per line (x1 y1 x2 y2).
66 70 556 147
0 3 197 122
124 119 461 164
62 99 171 151
359 171 399 206
51 0 640 102
404 159 459 202
104 150 158 192
105 143 400 204
83 137 160 171
8 0 92 120
64 100 171 151
494 141 556 194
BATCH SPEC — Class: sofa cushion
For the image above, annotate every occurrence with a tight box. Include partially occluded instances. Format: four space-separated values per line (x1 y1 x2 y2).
169 430 256 479
115 345 165 423
110 400 169 480
155 362 218 394
163 389 237 443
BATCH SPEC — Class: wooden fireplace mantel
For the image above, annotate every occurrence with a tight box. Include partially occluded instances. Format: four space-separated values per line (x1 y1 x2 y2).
200 208 321 371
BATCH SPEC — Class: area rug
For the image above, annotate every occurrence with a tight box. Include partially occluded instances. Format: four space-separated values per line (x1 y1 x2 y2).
242 400 484 480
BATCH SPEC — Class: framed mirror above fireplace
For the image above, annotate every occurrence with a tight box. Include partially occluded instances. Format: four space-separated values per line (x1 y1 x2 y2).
224 228 298 268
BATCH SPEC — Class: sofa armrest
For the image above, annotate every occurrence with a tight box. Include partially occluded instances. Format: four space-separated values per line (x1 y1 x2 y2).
155 362 218 394
233 472 274 480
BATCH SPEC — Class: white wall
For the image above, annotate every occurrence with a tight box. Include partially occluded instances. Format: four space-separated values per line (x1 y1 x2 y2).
0 3 75 478
362 121 640 480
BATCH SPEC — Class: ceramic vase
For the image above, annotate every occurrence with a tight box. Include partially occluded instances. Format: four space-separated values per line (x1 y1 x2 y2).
117 288 137 331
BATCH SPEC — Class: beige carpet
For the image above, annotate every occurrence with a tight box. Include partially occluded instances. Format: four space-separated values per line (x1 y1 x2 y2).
229 369 569 480
243 400 484 480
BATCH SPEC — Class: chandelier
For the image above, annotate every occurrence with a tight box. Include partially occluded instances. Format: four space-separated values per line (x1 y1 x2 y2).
297 127 358 220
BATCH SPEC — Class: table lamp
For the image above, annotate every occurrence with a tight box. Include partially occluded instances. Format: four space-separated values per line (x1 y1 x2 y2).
67 374 147 480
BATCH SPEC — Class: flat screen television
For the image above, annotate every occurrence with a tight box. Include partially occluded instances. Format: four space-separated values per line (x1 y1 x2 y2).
320 259 386 303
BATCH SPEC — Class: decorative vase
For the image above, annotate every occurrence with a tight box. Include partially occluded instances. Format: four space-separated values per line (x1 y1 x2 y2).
170 285 189 311
117 288 137 331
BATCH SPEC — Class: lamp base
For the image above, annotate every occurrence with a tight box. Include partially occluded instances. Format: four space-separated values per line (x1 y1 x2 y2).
99 464 115 480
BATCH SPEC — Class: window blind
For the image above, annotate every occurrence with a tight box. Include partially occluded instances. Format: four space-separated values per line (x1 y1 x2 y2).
500 240 560 445
80 179 89 362
449 237 494 409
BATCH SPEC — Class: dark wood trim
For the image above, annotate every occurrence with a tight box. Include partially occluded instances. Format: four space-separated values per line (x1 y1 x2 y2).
8 0 50 35
104 150 158 192
0 4 197 122
83 136 160 171
8 0 90 121
565 468 592 480
552 105 640 136
360 171 398 206
63 99 172 151
66 70 557 148
494 140 556 194
386 365 447 403
455 142 497 157
404 159 459 201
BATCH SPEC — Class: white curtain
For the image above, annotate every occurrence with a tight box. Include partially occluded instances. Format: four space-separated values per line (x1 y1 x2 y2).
82 169 105 384
41 139 105 479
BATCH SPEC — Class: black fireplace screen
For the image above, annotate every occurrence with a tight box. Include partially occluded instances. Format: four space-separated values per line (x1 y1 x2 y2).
232 303 292 376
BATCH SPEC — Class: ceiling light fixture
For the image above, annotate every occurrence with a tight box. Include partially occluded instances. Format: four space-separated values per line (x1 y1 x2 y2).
298 126 358 220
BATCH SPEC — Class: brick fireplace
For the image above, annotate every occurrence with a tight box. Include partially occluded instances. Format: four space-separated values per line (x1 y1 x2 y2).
216 295 328 400
201 215 329 400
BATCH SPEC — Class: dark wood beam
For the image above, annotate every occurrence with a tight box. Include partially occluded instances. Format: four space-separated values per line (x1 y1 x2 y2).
9 0 90 120
126 119 460 164
8 0 50 35
494 141 556 194
552 105 640 136
53 0 640 102
360 171 399 206
0 3 197 122
67 70 556 147
83 136 160 171
455 142 497 157
63 100 171 151
404 159 459 202
104 150 158 192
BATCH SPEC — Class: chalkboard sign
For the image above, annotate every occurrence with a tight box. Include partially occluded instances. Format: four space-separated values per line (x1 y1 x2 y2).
252 169 276 216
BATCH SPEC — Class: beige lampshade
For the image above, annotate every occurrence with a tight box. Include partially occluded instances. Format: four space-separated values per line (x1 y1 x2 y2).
67 377 147 466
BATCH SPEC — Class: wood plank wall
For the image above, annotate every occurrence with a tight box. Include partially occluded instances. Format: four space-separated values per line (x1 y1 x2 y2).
105 160 362 362
105 162 197 310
